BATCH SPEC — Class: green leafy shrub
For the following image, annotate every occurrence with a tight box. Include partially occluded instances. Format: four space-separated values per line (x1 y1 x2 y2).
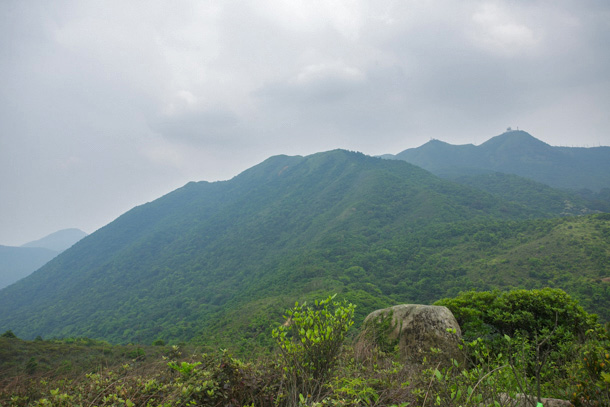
568 337 610 406
272 294 355 404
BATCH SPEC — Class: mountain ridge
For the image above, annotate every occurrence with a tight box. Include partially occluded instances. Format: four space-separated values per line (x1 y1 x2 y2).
387 130 610 191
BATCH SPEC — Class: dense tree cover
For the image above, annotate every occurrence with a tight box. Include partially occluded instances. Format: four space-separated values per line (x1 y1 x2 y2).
0 150 608 350
447 172 597 217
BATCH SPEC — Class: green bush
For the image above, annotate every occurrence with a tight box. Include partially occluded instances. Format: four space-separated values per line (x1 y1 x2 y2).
436 288 609 403
435 288 600 347
272 294 355 404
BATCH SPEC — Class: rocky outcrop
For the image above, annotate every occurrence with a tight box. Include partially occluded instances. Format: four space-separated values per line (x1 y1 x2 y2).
356 304 462 364
496 393 574 407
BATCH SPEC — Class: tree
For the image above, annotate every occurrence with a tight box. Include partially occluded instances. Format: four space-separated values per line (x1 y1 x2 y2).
1 329 17 338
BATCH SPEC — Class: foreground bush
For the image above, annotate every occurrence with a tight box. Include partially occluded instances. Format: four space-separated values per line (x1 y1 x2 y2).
272 295 356 405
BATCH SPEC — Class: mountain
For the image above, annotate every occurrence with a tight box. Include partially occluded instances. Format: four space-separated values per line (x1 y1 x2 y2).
0 229 87 290
0 150 608 350
0 246 58 290
386 130 610 192
21 228 87 252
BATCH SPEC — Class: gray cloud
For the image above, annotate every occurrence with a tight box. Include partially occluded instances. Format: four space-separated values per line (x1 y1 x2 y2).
1 0 610 245
151 108 241 146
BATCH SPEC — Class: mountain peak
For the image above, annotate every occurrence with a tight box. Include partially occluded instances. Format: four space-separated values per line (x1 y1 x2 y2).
479 130 551 151
21 228 87 252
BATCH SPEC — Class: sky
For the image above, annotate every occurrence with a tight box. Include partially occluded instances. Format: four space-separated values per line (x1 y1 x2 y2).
1 0 610 246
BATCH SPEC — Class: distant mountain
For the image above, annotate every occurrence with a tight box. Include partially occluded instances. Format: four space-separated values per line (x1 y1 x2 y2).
386 130 610 192
0 150 607 350
21 228 87 252
0 229 87 290
0 246 58 290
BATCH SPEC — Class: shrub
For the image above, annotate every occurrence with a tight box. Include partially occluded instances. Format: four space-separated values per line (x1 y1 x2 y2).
272 294 355 404
435 288 601 349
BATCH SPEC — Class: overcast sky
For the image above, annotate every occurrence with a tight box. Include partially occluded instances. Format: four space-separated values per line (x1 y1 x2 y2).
1 0 609 246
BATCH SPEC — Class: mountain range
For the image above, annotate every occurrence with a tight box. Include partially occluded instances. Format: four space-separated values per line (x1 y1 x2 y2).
0 133 608 351
383 130 610 193
0 229 87 289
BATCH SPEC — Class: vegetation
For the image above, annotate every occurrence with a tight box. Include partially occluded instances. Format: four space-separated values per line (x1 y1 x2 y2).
1 290 609 406
435 288 600 345
272 295 355 404
447 172 596 217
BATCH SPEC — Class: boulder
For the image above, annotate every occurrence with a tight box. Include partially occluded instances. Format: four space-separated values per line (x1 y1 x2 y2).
496 393 574 407
356 304 463 364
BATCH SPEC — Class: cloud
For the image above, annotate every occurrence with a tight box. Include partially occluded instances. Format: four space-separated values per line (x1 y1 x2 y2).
151 107 241 146
257 62 366 104
470 3 539 57
254 0 365 40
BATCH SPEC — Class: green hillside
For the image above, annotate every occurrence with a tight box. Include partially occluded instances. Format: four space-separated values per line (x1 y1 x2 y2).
0 150 608 352
446 172 595 216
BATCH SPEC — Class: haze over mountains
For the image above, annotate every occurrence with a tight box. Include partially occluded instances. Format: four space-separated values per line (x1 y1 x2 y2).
0 132 608 350
0 229 87 289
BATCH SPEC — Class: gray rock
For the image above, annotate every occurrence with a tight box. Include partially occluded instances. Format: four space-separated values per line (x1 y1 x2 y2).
356 304 463 364
496 393 574 407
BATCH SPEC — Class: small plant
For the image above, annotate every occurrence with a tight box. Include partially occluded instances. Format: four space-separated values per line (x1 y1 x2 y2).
272 294 355 404
167 360 202 380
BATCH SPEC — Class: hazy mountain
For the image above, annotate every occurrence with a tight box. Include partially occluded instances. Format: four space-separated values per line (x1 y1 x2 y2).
386 130 610 192
21 228 87 252
0 229 88 290
0 246 58 290
0 150 607 349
